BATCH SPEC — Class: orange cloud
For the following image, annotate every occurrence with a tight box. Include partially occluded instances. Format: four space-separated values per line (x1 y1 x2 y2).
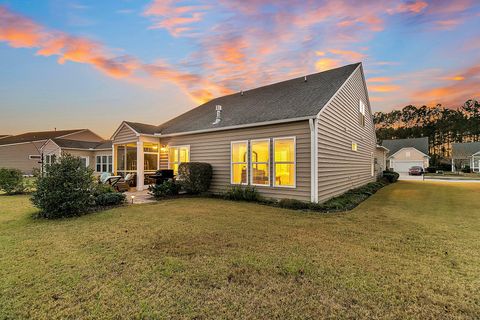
0 5 228 103
369 85 401 92
144 1 207 36
368 77 393 83
315 58 340 71
413 65 480 107
387 1 428 14
329 49 366 61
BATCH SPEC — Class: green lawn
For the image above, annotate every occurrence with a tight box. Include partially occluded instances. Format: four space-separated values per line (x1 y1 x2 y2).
1 182 479 319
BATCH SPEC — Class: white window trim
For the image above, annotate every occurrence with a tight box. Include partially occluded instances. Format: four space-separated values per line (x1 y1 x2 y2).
273 136 296 189
250 139 270 187
168 145 190 172
230 140 249 185
96 154 113 173
80 156 89 168
359 100 366 127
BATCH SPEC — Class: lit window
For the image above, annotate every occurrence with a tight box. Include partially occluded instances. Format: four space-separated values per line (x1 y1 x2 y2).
273 137 295 187
96 155 113 173
352 142 358 151
168 146 190 174
251 139 270 186
359 100 366 127
231 141 248 184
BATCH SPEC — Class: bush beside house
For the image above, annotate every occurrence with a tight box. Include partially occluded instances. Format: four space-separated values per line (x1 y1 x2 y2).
31 155 125 219
177 162 213 194
0 168 26 195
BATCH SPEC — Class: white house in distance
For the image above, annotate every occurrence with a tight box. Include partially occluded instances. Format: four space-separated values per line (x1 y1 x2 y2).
451 142 480 172
381 137 430 173
110 63 378 203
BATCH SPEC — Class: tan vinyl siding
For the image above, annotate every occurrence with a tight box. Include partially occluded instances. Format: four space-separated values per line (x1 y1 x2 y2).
62 130 103 142
113 124 138 144
159 121 311 201
61 149 95 171
317 66 376 203
374 148 387 176
0 141 45 174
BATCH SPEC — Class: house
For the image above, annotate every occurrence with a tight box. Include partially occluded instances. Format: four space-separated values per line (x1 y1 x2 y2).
381 137 430 173
111 63 377 203
451 142 480 172
41 139 113 175
0 129 105 175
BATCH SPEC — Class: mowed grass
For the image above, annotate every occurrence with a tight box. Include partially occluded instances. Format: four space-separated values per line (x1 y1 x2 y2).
0 182 479 319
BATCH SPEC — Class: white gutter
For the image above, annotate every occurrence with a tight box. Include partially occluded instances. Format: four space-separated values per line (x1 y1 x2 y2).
309 118 319 203
155 116 314 137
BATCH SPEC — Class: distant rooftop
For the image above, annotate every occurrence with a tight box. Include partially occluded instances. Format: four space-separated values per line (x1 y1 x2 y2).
381 137 429 156
0 129 86 146
52 139 112 150
452 142 480 159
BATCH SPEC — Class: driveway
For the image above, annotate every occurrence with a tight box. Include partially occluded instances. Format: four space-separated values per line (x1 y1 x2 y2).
398 173 423 181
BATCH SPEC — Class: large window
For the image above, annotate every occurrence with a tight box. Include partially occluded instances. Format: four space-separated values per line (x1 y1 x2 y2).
44 154 56 166
144 143 159 172
168 146 190 174
273 137 296 187
96 155 113 173
231 141 248 185
250 139 269 186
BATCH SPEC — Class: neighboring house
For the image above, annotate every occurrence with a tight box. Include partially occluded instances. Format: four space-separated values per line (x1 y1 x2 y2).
381 137 430 173
451 142 480 172
111 63 377 203
41 139 113 175
375 145 389 176
0 129 104 174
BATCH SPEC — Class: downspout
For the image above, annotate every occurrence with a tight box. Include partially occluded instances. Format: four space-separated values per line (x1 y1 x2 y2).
309 118 319 203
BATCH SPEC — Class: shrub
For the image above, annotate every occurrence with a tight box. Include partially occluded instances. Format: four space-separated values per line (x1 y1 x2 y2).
177 162 213 194
383 170 400 183
31 155 95 218
426 167 437 173
148 180 180 199
0 168 25 195
223 185 260 202
461 166 471 173
278 198 310 210
93 183 115 197
95 192 126 206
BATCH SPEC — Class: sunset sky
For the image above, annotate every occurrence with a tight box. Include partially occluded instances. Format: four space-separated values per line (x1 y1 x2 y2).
1 0 479 138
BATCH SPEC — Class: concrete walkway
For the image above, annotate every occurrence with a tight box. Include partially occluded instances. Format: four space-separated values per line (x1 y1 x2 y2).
124 189 157 204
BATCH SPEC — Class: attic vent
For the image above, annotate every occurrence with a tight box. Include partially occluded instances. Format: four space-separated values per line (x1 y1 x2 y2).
213 105 222 125
304 75 307 82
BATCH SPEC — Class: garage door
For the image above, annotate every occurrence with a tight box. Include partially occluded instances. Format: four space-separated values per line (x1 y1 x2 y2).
392 161 424 173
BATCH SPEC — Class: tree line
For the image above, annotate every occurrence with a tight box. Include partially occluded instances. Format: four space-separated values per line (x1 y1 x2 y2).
374 99 480 165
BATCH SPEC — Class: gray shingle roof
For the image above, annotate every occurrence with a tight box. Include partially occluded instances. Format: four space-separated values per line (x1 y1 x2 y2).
0 129 85 146
382 137 429 156
124 122 159 135
53 139 112 150
452 142 480 159
157 63 361 135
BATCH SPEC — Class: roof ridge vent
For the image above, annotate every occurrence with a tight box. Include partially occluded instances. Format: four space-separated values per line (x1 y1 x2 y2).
304 75 307 82
213 105 222 125
240 90 244 96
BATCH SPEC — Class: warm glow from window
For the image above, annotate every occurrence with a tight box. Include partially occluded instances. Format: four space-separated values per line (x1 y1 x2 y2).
231 141 248 184
352 142 358 151
251 139 269 185
274 138 295 187
168 146 190 174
